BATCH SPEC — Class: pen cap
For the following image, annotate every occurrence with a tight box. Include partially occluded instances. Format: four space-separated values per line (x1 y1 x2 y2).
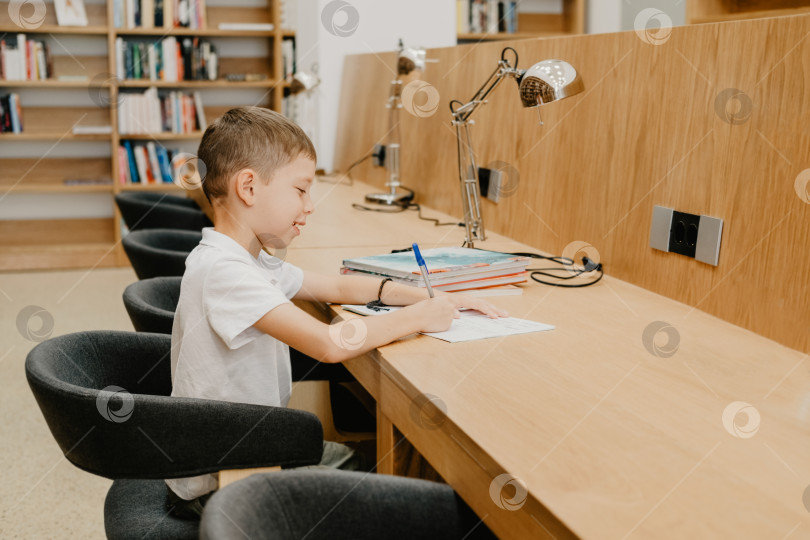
412 243 426 266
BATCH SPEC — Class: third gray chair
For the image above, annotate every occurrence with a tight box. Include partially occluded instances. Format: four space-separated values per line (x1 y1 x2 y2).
200 469 496 540
115 191 213 231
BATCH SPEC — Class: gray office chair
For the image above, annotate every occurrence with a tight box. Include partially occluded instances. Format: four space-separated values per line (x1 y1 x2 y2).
200 469 496 540
121 276 376 434
115 191 213 231
121 228 201 279
25 331 324 540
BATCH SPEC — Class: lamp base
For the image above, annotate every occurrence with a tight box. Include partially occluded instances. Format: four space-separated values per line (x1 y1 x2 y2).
364 191 413 206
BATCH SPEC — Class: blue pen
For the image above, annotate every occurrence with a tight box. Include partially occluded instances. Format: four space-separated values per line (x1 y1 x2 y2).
412 243 435 298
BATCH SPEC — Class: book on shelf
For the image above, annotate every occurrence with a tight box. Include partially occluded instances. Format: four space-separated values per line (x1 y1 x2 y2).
115 0 204 30
457 0 518 34
72 125 113 134
281 38 295 79
0 35 54 82
54 0 89 27
217 23 274 31
63 178 113 186
0 93 23 133
279 0 297 30
115 36 218 82
118 87 206 134
341 247 531 291
119 140 186 185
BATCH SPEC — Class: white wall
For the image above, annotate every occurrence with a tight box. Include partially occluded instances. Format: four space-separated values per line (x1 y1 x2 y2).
294 0 456 172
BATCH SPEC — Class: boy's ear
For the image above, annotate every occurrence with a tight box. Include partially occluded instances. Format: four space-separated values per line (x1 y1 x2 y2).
233 168 257 206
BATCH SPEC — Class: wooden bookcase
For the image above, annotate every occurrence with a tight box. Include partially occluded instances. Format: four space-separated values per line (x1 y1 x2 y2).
687 0 810 23
0 0 293 271
457 0 585 42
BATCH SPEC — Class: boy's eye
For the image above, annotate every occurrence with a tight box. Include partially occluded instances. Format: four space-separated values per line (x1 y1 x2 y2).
297 187 306 194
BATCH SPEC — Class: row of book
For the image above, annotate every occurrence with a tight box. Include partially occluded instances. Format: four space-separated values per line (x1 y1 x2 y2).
118 87 206 134
341 247 530 293
457 0 519 34
0 35 53 82
118 140 186 184
114 0 206 30
0 93 23 133
115 36 218 82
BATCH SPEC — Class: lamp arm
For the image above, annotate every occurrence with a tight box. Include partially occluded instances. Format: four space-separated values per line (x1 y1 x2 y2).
450 51 520 247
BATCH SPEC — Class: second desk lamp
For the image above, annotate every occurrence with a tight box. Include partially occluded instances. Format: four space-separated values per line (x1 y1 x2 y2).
450 47 584 247
365 40 427 205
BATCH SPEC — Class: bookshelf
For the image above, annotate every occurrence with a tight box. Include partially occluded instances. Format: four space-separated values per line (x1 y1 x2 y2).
687 0 810 24
0 0 294 271
457 0 585 42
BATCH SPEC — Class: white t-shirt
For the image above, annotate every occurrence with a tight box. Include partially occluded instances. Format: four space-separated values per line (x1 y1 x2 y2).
166 227 304 500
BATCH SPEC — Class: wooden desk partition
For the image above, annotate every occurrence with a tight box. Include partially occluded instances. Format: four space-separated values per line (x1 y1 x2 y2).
334 14 810 354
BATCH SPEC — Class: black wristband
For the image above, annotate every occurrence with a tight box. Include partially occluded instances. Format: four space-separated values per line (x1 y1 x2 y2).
366 277 393 311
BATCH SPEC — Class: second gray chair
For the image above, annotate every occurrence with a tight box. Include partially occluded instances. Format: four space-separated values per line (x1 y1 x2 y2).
122 228 202 279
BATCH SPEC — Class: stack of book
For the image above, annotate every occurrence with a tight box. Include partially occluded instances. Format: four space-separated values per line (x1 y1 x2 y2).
118 87 206 134
341 247 530 293
115 37 218 82
0 93 23 133
114 0 206 30
0 35 53 81
457 0 518 34
118 140 184 185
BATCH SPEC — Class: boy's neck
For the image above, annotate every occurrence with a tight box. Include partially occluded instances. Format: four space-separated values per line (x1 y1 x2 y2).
212 207 262 259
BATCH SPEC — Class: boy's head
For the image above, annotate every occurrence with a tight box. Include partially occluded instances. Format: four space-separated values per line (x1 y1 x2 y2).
197 106 316 203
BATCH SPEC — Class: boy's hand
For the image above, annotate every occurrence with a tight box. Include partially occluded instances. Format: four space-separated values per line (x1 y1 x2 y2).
444 293 509 319
406 295 509 333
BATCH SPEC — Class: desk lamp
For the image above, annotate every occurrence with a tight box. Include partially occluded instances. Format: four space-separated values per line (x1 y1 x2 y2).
450 47 584 247
365 40 427 205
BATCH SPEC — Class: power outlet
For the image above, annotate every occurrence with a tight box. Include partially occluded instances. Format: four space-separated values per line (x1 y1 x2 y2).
649 206 723 266
372 144 385 167
668 210 700 258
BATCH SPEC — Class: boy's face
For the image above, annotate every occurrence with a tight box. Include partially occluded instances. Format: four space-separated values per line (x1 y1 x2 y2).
252 154 316 249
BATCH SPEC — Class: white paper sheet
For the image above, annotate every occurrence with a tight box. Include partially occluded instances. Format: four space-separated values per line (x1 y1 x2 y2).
340 305 555 343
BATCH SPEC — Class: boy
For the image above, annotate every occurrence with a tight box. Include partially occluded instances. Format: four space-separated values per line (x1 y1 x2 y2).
166 106 507 516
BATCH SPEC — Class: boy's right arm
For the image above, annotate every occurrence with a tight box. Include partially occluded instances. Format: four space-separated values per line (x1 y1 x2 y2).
252 297 460 363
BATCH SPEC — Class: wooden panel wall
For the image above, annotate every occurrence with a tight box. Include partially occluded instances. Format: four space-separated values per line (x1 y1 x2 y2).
334 14 810 354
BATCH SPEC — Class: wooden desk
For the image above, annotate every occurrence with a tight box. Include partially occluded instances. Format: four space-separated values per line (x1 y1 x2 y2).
290 178 810 539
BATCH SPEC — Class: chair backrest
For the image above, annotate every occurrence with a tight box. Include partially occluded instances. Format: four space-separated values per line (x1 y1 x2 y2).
122 229 202 279
123 276 182 334
199 470 496 540
25 331 324 480
115 192 213 231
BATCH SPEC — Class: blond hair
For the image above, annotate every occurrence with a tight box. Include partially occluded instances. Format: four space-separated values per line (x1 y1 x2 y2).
197 106 316 201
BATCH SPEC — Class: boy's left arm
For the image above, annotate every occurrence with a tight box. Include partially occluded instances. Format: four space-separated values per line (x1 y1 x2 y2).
294 271 428 306
293 271 509 317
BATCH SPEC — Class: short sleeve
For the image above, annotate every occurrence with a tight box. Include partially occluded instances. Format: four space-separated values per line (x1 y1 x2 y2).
258 253 304 298
203 257 292 349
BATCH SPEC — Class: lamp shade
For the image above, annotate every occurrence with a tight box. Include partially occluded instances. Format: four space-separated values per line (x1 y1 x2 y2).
397 47 426 75
518 59 584 108
289 71 320 94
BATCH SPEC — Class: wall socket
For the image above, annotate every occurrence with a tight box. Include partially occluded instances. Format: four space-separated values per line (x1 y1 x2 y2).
372 144 385 167
649 206 723 266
